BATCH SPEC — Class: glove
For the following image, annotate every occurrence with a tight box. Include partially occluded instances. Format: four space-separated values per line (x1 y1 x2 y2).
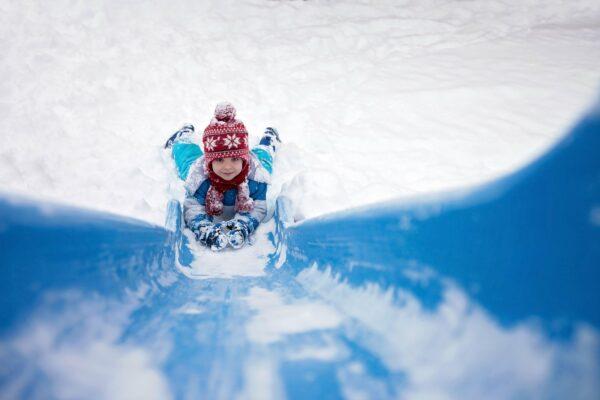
195 222 228 252
224 219 251 249
188 216 208 233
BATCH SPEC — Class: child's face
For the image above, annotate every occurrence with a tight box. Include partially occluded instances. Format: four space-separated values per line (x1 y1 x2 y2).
212 157 244 180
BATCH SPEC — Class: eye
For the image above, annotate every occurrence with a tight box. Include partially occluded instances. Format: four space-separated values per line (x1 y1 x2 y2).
215 158 224 163
232 157 241 162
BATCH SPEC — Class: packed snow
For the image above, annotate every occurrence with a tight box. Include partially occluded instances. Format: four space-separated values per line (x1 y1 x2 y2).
1 0 598 225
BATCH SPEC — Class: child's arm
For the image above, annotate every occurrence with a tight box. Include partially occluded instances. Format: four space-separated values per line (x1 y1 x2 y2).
183 195 211 231
183 182 228 251
225 182 268 248
183 180 212 230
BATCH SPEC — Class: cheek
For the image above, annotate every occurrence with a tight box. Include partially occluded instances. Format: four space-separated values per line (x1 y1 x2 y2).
211 162 224 174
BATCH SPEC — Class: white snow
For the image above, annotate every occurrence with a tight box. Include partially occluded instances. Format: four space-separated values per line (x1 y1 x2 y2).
1 0 598 225
180 218 276 279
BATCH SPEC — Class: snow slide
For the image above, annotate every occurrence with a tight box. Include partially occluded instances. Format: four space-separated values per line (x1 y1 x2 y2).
1 107 599 399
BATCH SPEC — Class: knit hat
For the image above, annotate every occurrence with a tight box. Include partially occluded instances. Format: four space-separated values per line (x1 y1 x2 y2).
202 102 249 163
202 102 254 216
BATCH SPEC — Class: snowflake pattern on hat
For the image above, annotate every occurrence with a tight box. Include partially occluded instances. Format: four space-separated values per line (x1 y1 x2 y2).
202 103 250 163
224 134 242 149
205 136 219 151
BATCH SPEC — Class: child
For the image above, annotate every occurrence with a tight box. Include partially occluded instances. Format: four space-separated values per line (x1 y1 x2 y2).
166 102 280 251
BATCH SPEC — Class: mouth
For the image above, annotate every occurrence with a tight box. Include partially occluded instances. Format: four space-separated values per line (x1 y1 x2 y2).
220 172 236 178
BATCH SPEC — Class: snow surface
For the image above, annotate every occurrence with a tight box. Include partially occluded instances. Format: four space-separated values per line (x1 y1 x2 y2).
1 0 599 225
181 218 276 279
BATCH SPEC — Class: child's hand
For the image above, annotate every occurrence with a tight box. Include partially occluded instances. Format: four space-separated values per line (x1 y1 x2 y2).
196 222 228 251
189 217 210 234
225 220 250 249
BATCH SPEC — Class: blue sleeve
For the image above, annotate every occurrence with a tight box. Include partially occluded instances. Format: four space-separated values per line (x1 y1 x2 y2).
184 180 212 229
249 181 268 201
194 180 211 205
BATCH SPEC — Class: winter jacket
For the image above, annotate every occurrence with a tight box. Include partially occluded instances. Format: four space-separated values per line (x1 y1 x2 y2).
182 152 271 230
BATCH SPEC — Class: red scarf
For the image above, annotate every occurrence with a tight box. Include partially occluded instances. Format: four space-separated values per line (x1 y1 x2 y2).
204 160 254 216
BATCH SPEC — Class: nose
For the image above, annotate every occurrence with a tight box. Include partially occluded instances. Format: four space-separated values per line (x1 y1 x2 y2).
222 160 236 171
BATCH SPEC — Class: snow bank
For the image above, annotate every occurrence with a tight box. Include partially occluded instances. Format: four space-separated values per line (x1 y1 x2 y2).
0 0 599 223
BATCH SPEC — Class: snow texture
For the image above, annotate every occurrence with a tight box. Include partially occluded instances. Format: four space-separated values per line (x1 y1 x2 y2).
0 0 598 225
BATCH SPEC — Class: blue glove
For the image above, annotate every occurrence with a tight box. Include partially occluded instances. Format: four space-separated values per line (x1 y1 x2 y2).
195 222 228 252
188 217 209 233
225 219 251 249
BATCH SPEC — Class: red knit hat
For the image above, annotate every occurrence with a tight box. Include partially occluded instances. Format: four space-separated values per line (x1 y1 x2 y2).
201 102 254 216
202 102 249 163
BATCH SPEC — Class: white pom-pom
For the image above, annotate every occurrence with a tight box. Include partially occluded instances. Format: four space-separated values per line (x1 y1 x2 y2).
214 102 236 122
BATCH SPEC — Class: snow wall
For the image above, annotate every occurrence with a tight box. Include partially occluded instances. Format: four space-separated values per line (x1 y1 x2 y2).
1 105 599 399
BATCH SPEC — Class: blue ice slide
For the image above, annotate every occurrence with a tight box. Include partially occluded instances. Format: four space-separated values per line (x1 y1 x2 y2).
1 104 599 399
